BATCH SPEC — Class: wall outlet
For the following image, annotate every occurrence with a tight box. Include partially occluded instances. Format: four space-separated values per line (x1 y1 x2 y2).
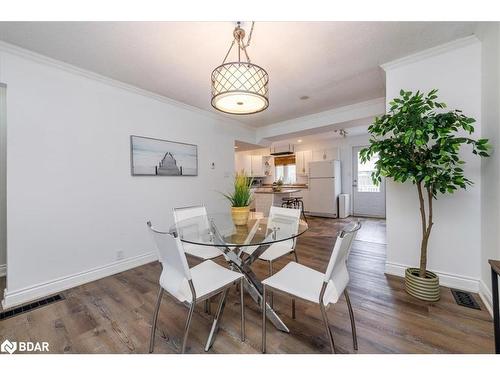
116 250 125 261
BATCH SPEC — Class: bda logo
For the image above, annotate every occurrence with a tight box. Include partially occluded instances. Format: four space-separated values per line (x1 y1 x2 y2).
0 339 49 354
1 339 17 354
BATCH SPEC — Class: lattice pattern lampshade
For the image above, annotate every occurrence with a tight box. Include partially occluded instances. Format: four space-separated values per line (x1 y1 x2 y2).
211 62 269 115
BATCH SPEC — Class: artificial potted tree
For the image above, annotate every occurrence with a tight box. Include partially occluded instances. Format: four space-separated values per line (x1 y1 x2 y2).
360 89 490 301
223 170 253 226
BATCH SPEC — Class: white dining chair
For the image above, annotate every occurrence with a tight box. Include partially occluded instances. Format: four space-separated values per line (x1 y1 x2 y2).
242 206 301 315
173 205 224 260
147 221 245 353
261 221 361 354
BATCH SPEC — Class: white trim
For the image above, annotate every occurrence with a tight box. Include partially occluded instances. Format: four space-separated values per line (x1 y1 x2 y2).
0 40 254 133
479 279 493 317
0 263 5 277
1 252 157 309
256 97 385 141
385 261 480 293
381 36 480 71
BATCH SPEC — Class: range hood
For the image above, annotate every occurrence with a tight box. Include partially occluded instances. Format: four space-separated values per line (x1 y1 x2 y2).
270 144 295 156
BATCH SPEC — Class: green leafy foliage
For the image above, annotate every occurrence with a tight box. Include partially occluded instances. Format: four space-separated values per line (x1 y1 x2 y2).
222 170 254 207
360 89 490 197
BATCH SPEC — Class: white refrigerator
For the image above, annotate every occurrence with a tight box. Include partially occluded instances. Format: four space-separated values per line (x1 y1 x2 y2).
308 160 341 218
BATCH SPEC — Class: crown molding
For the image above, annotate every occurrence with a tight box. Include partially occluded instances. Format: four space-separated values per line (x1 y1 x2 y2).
381 35 480 72
0 40 254 132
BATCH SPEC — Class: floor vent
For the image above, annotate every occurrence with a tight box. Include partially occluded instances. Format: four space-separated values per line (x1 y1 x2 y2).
451 289 480 310
0 294 65 320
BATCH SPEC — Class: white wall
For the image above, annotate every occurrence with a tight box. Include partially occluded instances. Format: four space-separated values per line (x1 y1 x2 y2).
476 23 500 311
0 45 254 307
0 83 6 276
383 38 484 293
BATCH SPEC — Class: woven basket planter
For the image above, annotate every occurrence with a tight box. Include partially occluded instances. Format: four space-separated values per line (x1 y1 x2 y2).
405 268 440 302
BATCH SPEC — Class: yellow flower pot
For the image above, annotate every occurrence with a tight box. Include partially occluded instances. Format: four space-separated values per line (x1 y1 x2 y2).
231 206 250 226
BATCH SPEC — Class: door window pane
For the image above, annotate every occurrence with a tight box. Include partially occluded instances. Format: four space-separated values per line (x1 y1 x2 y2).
357 152 380 192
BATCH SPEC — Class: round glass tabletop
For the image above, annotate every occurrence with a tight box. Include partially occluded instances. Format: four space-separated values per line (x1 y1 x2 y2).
170 211 308 248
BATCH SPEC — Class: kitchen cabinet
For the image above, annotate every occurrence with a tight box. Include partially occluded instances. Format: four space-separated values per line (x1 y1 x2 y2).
251 155 265 177
235 153 252 174
235 154 269 177
312 147 339 162
296 150 313 176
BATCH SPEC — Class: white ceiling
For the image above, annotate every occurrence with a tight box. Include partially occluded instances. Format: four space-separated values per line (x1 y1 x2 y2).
0 21 477 127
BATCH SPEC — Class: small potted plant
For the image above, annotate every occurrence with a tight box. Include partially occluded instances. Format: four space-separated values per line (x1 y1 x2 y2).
272 178 284 192
223 170 253 226
360 89 490 302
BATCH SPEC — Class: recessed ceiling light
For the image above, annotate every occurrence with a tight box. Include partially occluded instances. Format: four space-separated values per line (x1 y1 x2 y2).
297 139 303 143
299 95 310 100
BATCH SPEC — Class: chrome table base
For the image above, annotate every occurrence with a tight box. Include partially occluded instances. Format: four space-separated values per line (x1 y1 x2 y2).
204 241 290 351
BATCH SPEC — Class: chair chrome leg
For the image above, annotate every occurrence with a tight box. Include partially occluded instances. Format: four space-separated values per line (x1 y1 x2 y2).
268 261 274 308
240 278 245 342
344 289 358 350
320 303 336 354
205 289 229 351
181 302 195 354
300 200 308 223
149 287 164 353
262 285 267 353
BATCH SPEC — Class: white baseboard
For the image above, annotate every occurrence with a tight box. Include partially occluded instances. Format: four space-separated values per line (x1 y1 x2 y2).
0 264 5 277
479 279 493 317
385 261 480 293
1 252 157 309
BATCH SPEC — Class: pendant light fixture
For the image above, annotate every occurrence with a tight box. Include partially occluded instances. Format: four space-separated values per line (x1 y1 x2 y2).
211 22 269 115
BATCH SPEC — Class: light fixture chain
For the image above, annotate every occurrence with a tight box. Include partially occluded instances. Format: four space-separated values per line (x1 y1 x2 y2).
222 39 235 64
243 21 255 48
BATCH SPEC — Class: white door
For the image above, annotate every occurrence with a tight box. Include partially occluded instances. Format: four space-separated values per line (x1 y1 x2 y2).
352 146 386 218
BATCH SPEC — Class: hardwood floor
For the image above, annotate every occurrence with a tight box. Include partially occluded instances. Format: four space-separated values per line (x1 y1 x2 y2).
0 217 494 353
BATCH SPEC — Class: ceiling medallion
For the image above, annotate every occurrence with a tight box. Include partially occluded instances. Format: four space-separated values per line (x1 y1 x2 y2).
211 22 269 115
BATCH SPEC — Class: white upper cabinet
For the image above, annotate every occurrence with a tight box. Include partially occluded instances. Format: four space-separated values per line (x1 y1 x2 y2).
251 155 265 176
296 150 313 176
312 147 339 162
235 153 269 177
235 153 252 175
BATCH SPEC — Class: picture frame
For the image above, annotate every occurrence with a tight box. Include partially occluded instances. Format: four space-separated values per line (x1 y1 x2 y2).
130 135 198 176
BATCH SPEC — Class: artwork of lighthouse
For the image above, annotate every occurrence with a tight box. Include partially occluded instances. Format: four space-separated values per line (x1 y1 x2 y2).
130 135 198 176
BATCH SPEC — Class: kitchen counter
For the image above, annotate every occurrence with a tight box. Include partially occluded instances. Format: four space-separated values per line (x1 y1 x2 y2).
261 184 308 189
253 188 303 216
254 188 301 194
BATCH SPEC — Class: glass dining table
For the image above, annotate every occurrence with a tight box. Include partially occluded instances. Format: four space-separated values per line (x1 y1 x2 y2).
170 210 308 351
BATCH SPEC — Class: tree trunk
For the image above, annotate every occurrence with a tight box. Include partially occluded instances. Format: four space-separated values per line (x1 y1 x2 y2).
417 182 434 278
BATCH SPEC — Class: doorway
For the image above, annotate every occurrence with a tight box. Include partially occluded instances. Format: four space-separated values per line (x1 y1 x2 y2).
352 145 386 218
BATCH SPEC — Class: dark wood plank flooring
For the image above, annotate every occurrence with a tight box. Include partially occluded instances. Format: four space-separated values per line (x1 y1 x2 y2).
0 217 494 353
